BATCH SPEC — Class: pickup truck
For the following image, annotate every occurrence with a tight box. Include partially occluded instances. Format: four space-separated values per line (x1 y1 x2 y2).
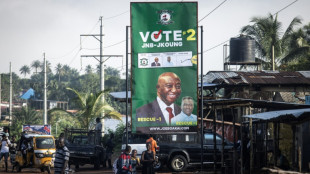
64 129 106 170
156 131 236 172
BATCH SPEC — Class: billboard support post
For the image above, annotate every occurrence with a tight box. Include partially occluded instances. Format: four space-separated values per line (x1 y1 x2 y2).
200 25 204 172
126 26 130 146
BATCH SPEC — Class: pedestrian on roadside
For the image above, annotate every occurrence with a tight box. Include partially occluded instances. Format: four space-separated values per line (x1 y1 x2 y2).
4 128 9 138
141 142 155 174
9 135 17 169
117 145 132 174
0 134 11 172
95 117 102 145
131 149 140 174
104 133 114 168
54 137 70 174
146 134 157 154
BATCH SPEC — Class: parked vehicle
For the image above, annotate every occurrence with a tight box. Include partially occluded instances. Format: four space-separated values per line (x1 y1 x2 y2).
156 131 235 172
121 129 236 172
64 129 106 170
14 131 55 173
121 130 161 170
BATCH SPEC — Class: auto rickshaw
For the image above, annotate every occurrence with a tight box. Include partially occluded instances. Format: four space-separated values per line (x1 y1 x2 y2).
14 131 56 173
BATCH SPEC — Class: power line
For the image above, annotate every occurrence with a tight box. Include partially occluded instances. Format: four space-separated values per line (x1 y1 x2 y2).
104 40 126 48
198 0 227 23
203 0 299 53
203 39 230 53
104 10 129 20
273 0 298 16
49 20 100 61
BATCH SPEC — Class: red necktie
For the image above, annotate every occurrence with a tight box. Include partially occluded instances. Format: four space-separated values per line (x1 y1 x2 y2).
166 107 173 125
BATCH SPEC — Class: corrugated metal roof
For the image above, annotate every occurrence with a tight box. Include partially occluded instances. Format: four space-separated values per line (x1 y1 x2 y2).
205 71 310 86
243 108 310 122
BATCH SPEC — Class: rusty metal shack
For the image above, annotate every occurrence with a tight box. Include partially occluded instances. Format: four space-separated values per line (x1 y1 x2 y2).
201 71 310 173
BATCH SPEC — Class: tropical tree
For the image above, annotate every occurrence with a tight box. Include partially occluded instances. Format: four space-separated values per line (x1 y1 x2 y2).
40 60 52 73
55 63 64 82
20 65 31 78
10 107 42 137
67 87 122 130
31 60 41 74
241 13 302 70
85 65 93 74
279 22 310 70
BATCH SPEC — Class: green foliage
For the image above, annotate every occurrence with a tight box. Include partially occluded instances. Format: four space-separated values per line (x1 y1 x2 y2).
20 65 31 78
10 107 42 138
66 87 122 130
240 13 308 70
48 109 80 137
102 122 125 151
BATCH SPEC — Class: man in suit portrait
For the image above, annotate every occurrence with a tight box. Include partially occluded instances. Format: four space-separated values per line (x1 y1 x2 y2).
136 72 181 126
170 96 197 126
151 57 161 66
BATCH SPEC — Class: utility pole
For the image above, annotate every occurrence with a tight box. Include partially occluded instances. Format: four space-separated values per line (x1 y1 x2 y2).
43 53 47 125
9 62 12 126
80 16 122 134
0 74 2 121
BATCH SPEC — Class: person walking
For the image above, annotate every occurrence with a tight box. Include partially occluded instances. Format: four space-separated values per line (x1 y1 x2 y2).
146 134 157 154
141 142 155 174
131 149 140 174
117 145 132 174
9 135 17 171
54 137 70 174
105 133 114 168
0 134 11 172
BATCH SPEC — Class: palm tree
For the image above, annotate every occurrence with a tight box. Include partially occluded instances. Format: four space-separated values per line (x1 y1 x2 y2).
85 65 93 74
241 13 302 70
280 23 310 70
20 65 31 78
40 60 52 73
55 63 64 82
11 107 41 136
31 60 41 74
67 87 122 130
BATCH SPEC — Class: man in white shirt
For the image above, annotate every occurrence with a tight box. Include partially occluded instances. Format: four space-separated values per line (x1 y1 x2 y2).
171 96 197 126
164 56 174 67
95 117 102 145
0 134 11 172
136 72 182 126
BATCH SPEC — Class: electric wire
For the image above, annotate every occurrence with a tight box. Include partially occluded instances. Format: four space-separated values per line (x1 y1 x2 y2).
273 0 298 16
104 10 129 20
203 0 299 53
198 0 227 23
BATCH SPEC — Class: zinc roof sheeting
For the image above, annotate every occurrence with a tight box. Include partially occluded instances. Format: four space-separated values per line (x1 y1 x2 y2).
205 71 310 86
243 108 310 122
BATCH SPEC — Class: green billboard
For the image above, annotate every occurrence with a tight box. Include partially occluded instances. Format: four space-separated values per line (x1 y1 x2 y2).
131 2 198 134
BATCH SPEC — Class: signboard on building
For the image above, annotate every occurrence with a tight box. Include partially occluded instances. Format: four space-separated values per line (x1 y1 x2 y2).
131 2 198 134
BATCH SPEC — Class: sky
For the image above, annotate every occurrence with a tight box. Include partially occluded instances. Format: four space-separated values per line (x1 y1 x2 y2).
1 0 310 78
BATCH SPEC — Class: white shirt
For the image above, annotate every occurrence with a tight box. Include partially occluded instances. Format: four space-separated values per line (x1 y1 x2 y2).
164 61 174 67
1 139 11 153
157 96 176 125
95 122 102 131
171 111 197 126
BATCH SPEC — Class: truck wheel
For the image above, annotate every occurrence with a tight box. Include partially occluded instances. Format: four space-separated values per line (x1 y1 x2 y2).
154 159 162 171
170 155 188 172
